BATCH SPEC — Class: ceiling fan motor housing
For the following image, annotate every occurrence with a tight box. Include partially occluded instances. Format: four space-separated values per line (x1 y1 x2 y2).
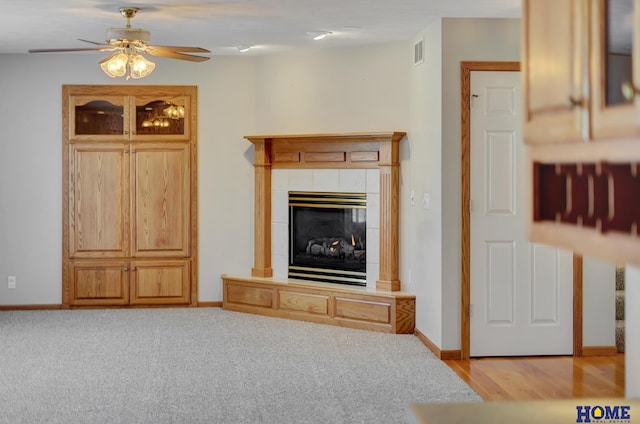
106 28 151 45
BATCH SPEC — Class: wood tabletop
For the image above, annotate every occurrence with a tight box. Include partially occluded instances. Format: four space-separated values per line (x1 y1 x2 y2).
408 398 639 424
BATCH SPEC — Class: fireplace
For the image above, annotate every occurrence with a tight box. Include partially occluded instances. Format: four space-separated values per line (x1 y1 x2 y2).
222 133 415 336
288 191 367 286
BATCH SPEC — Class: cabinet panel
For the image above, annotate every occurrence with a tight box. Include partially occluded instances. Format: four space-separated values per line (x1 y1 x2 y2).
70 260 129 306
69 144 129 258
590 0 639 139
130 260 190 305
69 95 130 142
523 0 587 144
132 95 190 140
132 143 190 257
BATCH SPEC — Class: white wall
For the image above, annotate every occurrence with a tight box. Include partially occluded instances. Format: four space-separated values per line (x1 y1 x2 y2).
408 20 444 347
253 45 410 134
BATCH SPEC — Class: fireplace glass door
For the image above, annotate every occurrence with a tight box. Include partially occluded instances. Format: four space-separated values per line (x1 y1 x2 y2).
288 192 366 286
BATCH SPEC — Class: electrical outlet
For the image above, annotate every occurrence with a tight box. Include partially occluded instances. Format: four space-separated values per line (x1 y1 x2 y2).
8 276 16 289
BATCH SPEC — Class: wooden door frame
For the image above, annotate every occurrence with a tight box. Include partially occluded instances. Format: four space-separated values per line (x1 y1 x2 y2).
460 61 583 359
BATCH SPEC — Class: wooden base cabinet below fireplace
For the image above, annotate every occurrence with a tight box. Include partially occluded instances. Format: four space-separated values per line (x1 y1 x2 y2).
222 276 416 334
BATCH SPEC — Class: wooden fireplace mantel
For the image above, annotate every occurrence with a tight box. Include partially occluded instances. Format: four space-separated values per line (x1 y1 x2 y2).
244 132 406 291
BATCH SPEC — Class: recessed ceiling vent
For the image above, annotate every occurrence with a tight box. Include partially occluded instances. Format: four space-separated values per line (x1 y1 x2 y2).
414 39 424 65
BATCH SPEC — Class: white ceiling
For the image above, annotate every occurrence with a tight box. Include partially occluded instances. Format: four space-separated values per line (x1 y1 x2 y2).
1 0 521 56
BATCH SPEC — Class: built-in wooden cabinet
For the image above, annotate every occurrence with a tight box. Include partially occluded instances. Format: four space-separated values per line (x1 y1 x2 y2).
523 0 640 266
62 85 197 307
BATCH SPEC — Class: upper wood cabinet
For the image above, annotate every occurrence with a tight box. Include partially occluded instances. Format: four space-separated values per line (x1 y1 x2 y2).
69 88 191 141
523 0 588 144
524 0 640 266
523 0 640 144
62 85 198 307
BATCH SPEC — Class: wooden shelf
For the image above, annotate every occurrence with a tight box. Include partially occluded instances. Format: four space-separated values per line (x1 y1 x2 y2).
222 275 415 334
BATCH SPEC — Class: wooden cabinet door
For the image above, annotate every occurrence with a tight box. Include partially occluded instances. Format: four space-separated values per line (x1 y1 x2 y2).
69 260 130 306
523 0 588 144
590 0 640 139
68 143 130 258
67 94 130 142
131 94 191 141
130 259 190 305
131 143 191 258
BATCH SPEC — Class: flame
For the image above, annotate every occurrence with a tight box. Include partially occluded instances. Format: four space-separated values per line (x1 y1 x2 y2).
351 234 356 246
331 240 339 246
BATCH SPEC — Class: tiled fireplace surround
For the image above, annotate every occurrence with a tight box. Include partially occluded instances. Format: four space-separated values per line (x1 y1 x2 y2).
222 133 416 334
271 168 380 286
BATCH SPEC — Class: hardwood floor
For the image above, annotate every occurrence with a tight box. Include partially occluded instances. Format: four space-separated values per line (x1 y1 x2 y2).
445 354 625 401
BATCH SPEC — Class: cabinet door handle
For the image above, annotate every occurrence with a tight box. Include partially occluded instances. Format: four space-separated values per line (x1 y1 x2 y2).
566 96 585 109
123 267 128 272
621 81 639 101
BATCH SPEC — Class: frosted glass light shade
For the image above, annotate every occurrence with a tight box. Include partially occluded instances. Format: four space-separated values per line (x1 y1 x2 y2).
129 54 155 79
99 51 155 79
100 53 128 78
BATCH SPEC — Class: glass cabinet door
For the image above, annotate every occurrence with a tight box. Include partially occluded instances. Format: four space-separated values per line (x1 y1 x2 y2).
132 96 190 140
590 0 639 139
69 95 130 141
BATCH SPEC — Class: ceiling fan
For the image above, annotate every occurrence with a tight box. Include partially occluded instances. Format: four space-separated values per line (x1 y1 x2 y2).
28 7 210 79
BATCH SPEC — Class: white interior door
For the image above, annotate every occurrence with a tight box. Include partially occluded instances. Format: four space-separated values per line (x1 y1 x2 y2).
470 70 573 357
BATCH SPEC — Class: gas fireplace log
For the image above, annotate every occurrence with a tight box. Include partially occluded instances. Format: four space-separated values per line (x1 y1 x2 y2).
304 237 365 261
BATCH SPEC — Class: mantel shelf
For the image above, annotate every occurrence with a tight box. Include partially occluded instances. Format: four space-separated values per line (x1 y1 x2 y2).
244 132 406 169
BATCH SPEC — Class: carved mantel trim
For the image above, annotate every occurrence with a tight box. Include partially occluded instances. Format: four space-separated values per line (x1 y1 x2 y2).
244 132 406 291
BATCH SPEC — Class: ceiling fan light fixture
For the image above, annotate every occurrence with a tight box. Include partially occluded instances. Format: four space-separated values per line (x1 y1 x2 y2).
29 7 210 78
100 52 128 78
100 51 155 80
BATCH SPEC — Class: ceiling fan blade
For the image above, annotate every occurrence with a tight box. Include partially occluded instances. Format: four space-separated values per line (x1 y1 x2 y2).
147 45 210 53
28 47 111 53
78 39 111 47
146 49 210 62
